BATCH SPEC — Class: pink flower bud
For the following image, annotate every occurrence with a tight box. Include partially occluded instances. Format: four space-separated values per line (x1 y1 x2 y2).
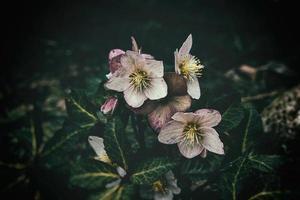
101 97 118 114
108 49 125 74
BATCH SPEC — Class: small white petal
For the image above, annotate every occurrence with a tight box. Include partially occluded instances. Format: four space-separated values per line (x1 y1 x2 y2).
174 49 180 74
124 85 147 108
144 78 168 100
88 136 106 157
178 34 192 60
200 149 207 158
158 120 185 144
200 127 224 155
154 190 173 200
106 72 112 79
165 171 181 195
104 68 131 92
194 109 222 127
116 166 127 178
177 140 204 158
187 76 201 99
145 60 164 77
105 179 121 188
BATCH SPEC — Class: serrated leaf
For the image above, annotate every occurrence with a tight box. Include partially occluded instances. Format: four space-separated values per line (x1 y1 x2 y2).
218 103 244 132
248 154 282 173
89 184 135 200
70 161 118 189
103 117 128 170
131 157 176 184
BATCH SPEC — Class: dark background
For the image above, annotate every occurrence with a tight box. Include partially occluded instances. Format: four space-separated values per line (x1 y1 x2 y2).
1 0 299 199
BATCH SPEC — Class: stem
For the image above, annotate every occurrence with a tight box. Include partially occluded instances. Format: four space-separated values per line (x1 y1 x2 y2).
241 90 279 102
131 114 145 150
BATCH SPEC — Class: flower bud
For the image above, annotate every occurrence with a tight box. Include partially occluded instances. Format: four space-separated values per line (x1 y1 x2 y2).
101 97 118 114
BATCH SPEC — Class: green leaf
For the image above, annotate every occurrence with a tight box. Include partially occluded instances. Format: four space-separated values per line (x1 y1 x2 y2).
240 104 262 153
103 117 128 170
248 154 282 173
131 157 176 184
89 184 135 200
218 103 244 132
70 161 119 189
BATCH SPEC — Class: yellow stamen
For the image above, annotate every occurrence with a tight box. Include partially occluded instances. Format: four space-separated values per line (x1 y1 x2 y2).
95 154 112 164
129 69 150 91
183 122 202 145
179 56 204 80
153 180 167 194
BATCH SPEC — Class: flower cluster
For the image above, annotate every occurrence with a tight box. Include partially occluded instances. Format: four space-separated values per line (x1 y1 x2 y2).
101 34 224 159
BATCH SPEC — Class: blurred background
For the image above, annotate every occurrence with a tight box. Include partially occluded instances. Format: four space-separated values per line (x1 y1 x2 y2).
1 0 299 199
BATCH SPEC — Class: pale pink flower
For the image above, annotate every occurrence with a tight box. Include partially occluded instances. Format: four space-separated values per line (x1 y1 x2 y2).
104 51 167 108
158 109 224 158
174 34 204 99
100 96 118 114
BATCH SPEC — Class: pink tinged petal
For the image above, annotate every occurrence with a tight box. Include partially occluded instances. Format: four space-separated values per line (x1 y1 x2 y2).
109 54 123 73
144 78 168 100
178 34 192 60
104 68 131 92
187 76 201 99
177 140 204 159
200 127 224 155
141 53 154 60
124 85 147 108
108 49 125 60
171 112 198 123
194 109 222 127
174 49 180 74
200 149 207 158
122 50 146 69
158 120 185 144
145 60 164 78
148 105 173 132
101 97 118 114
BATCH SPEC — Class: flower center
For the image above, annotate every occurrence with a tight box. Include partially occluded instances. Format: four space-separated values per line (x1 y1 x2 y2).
183 122 202 144
152 180 167 194
179 56 204 80
129 69 150 90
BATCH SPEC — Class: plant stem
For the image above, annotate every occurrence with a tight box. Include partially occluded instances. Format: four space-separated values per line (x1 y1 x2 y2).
132 114 145 150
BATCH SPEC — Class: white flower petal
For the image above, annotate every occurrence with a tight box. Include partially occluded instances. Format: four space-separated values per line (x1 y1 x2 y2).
124 85 147 108
88 136 106 157
200 149 207 158
200 127 224 155
178 34 192 60
104 68 131 92
177 140 204 158
174 49 180 74
158 120 185 144
165 171 181 195
171 112 198 123
145 60 164 77
187 76 201 99
116 166 127 178
144 78 168 100
154 190 173 200
194 109 222 127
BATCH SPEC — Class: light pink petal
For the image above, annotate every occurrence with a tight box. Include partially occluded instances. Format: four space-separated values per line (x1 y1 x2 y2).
145 60 164 78
144 78 168 100
104 68 130 92
178 34 192 60
108 49 125 60
200 149 207 158
148 105 173 132
141 53 154 60
158 120 185 144
120 51 145 70
131 36 139 52
171 112 198 123
194 109 222 127
200 127 224 155
177 140 204 158
124 85 147 108
187 76 201 99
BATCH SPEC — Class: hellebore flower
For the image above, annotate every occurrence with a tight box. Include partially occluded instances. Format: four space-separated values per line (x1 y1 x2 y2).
158 109 224 158
100 96 118 114
106 37 153 79
104 51 167 108
174 34 204 99
152 171 181 200
88 136 127 188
